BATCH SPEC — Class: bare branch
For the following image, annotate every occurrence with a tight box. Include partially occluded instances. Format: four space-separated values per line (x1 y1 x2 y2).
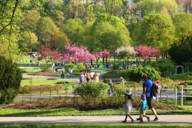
0 0 19 33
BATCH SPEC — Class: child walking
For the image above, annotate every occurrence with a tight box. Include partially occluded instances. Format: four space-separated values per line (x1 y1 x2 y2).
138 94 150 123
122 88 134 123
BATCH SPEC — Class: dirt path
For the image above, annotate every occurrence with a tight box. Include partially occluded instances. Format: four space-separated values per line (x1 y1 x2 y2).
0 115 191 124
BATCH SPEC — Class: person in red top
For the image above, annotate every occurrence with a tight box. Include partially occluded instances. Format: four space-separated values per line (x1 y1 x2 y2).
85 71 90 82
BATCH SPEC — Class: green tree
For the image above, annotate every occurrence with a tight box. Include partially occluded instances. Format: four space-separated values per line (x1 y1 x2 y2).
104 0 123 15
21 10 40 32
63 0 85 19
137 0 178 16
173 13 192 43
36 17 60 44
89 13 131 52
0 56 22 104
63 18 85 45
18 31 38 52
136 13 175 53
169 37 192 64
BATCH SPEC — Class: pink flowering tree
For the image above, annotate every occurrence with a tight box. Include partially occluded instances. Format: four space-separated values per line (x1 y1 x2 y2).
135 45 160 58
94 50 111 64
39 44 61 61
60 45 96 63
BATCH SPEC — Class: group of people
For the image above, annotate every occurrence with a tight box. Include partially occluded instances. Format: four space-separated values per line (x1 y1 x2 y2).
79 71 100 83
123 74 159 123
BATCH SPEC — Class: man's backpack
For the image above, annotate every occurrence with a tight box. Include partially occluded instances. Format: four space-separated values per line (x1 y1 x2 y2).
151 83 159 98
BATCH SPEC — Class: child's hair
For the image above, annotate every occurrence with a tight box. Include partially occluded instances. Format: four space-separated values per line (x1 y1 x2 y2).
141 94 146 100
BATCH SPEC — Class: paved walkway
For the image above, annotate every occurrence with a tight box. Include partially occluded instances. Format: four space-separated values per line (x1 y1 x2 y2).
0 115 191 124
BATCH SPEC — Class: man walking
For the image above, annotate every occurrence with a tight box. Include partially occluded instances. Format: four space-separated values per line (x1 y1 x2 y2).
141 74 159 121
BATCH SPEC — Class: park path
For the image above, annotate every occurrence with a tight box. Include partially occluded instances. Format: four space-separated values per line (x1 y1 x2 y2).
0 115 192 124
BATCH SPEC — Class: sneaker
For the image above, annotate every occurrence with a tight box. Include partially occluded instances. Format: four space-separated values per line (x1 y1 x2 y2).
140 119 143 123
122 120 127 123
154 117 159 121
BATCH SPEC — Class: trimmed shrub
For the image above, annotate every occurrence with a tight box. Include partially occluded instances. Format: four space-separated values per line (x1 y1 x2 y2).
120 66 161 82
0 56 22 104
75 82 109 101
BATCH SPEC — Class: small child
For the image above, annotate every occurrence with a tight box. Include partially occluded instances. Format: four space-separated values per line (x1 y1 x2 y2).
122 88 134 123
138 94 150 123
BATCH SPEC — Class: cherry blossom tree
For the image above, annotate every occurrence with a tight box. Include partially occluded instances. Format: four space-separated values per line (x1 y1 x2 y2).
60 45 95 62
134 45 160 58
94 50 111 64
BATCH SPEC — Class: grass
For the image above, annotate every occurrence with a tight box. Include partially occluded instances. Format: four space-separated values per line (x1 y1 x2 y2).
19 67 42 73
0 107 191 116
0 123 192 128
21 77 77 87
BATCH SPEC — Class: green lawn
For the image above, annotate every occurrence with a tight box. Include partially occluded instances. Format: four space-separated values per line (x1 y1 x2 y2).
0 123 191 128
20 67 42 73
21 78 76 87
0 107 191 116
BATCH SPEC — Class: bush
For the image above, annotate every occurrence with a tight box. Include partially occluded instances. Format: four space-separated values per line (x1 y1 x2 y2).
113 84 125 97
170 72 192 81
150 59 175 76
64 63 77 70
0 56 22 104
120 66 161 82
75 82 109 101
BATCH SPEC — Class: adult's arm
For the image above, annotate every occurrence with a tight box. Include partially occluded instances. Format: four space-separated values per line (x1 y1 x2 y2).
143 83 146 95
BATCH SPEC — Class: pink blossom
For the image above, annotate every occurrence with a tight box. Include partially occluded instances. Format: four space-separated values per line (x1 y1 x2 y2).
134 45 160 58
94 50 111 58
60 45 96 62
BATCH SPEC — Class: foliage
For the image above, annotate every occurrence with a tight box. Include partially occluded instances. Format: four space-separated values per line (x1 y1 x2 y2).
89 13 131 51
36 17 60 44
75 82 108 100
170 72 192 81
61 45 95 62
115 45 136 58
150 59 175 76
0 34 21 63
136 13 175 53
0 56 22 104
21 10 40 32
119 66 161 82
104 0 123 15
135 45 160 58
63 18 85 45
169 37 192 64
160 78 177 88
173 13 192 42
113 84 125 97
137 0 178 15
39 45 61 61
64 63 77 70
18 31 38 52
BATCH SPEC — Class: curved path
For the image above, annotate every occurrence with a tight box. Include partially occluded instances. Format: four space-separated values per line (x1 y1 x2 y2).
0 115 191 124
